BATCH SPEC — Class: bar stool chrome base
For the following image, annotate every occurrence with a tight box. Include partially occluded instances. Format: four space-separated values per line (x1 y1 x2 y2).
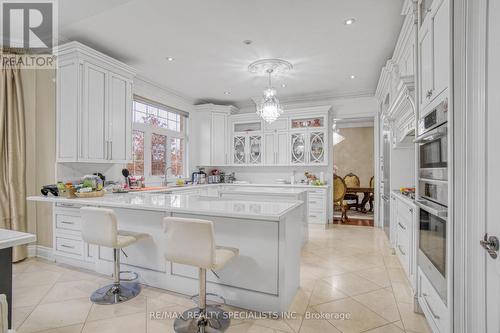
173 306 230 333
90 282 141 305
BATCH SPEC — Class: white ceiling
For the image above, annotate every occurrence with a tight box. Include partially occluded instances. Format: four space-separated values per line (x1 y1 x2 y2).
58 0 404 106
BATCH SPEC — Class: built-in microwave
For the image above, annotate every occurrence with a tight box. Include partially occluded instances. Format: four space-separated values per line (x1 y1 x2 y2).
415 199 448 303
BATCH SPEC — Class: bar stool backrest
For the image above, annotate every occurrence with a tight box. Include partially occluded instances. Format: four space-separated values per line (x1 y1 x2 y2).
81 207 118 248
163 217 216 269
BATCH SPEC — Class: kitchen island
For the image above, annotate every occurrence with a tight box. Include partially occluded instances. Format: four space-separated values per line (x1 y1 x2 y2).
27 192 305 312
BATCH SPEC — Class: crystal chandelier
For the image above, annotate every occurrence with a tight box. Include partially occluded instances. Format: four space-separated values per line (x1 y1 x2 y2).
248 59 293 124
256 69 283 123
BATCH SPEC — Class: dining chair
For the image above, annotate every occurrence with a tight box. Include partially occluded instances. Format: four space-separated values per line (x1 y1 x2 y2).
343 173 361 211
369 176 375 212
333 175 349 222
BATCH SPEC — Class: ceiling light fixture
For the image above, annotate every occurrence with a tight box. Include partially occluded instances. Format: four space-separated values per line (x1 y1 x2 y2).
224 91 231 95
248 59 293 123
344 18 356 25
166 57 174 62
281 83 287 88
350 75 356 79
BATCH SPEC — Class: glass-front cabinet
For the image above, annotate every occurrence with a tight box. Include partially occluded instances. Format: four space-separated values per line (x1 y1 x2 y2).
309 131 326 164
232 121 263 165
289 116 327 165
291 132 306 164
233 136 247 164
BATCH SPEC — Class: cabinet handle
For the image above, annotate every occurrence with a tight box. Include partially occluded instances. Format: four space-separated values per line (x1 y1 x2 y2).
422 293 440 319
60 244 75 249
426 90 433 99
58 203 75 207
310 201 318 204
110 141 113 160
397 245 406 256
409 208 413 213
60 221 74 225
398 222 407 231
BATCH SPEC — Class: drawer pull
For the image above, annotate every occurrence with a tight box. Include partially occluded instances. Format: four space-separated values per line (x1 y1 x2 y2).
422 293 440 319
58 203 75 207
310 214 317 218
60 221 74 225
309 201 318 204
397 245 406 256
398 222 407 231
60 244 75 249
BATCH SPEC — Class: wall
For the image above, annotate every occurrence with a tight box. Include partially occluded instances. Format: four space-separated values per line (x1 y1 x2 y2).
23 69 56 248
333 127 374 187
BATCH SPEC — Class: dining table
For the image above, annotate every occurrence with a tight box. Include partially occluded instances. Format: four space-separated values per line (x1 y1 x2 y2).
346 187 375 214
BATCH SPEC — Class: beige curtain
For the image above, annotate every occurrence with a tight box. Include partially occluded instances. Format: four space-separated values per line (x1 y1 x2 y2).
0 65 27 262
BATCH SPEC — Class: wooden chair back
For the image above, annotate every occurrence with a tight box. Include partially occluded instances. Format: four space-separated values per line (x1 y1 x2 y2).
333 175 347 203
369 176 375 188
344 173 360 188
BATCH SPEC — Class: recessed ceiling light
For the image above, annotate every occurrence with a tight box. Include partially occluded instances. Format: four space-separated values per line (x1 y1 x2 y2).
350 75 356 79
281 83 287 88
166 57 174 61
224 91 231 95
344 18 356 25
243 40 253 45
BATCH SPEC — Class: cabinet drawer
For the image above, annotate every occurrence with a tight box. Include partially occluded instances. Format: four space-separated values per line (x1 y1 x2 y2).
396 224 410 274
55 236 84 257
308 189 326 195
56 214 82 231
308 211 326 224
397 201 414 222
418 269 449 333
308 198 325 210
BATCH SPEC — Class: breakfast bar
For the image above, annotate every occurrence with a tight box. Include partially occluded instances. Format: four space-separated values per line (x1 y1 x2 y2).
27 192 305 312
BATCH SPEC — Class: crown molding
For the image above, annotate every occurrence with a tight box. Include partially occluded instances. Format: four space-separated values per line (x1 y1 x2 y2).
134 74 196 105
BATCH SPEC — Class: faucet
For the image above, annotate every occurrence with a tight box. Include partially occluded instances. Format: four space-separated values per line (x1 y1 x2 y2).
163 166 172 186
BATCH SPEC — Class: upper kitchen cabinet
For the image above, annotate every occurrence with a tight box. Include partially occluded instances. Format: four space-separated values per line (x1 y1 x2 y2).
231 120 263 165
55 42 136 163
289 114 328 166
195 104 237 166
418 0 450 113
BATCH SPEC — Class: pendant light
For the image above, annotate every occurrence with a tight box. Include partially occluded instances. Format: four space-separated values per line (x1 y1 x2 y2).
248 59 293 124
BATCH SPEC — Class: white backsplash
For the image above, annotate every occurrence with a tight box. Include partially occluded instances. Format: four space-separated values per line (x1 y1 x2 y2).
56 163 128 183
214 166 331 185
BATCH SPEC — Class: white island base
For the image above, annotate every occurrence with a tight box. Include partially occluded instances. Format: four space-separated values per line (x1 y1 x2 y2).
29 194 304 313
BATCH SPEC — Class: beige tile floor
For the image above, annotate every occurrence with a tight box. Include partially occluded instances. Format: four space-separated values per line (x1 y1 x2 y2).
11 224 432 333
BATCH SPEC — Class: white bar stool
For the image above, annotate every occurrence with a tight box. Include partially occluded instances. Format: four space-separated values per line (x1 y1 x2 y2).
163 217 239 333
81 207 149 305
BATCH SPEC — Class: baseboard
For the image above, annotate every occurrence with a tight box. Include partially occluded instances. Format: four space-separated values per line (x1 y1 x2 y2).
28 245 55 262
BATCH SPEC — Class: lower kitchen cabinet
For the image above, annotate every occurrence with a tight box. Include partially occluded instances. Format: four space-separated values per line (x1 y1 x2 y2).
390 191 417 289
418 267 450 333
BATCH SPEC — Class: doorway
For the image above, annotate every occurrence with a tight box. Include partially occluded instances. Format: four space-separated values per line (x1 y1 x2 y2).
332 118 375 226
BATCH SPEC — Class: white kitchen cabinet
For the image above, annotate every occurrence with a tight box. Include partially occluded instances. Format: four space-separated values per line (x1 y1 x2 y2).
195 104 235 166
290 130 327 165
418 0 450 112
391 192 417 289
81 63 107 161
264 131 289 165
55 42 136 163
230 121 263 166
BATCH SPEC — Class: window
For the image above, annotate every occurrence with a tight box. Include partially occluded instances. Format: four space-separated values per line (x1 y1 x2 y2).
127 99 187 180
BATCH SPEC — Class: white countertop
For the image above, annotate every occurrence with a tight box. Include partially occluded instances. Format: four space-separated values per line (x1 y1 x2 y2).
27 193 304 221
158 183 329 192
0 229 36 250
391 190 416 206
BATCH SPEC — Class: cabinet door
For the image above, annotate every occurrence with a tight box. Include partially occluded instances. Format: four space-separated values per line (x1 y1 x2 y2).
309 131 326 164
108 73 132 162
419 23 434 110
211 112 227 165
57 61 79 161
82 63 108 161
276 132 289 165
290 132 306 164
263 132 276 164
432 0 449 98
248 135 262 164
233 136 246 164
